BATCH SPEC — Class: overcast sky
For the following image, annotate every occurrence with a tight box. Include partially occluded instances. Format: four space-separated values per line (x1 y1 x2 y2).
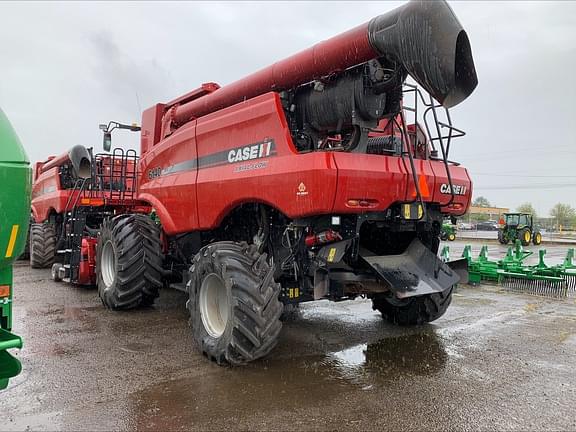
1 1 575 216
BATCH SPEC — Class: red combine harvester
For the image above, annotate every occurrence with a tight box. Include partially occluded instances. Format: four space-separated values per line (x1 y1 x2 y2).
33 0 478 364
30 122 155 304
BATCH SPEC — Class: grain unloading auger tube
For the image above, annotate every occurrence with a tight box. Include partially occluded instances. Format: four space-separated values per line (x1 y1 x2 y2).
160 0 477 134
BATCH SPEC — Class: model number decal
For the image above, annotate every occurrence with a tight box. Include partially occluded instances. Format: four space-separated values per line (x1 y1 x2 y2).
148 167 162 180
440 183 467 195
227 141 273 164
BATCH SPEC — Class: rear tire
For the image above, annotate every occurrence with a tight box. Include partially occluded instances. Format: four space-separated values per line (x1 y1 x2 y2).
497 230 508 245
519 228 531 246
187 241 282 365
97 214 163 310
30 223 56 268
372 287 453 326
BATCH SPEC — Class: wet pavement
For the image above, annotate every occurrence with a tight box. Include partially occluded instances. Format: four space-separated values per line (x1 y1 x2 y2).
3 251 576 431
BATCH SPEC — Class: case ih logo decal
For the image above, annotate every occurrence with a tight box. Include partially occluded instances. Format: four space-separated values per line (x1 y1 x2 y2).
440 183 467 195
227 141 273 164
147 139 275 180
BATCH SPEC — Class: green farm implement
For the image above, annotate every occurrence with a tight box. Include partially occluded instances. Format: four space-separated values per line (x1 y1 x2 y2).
456 240 575 299
0 109 31 389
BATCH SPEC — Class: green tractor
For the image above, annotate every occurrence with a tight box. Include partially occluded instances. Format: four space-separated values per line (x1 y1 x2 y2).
497 213 542 246
440 223 457 241
0 108 31 389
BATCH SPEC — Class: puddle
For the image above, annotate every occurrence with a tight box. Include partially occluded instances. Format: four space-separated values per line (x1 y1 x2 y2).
130 331 448 430
324 332 448 383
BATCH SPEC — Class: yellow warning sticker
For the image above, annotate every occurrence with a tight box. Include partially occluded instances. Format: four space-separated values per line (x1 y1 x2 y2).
327 248 337 262
5 225 19 258
404 204 411 219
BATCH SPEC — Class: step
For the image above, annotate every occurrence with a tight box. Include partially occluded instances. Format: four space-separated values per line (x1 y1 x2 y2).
57 249 72 254
169 282 188 293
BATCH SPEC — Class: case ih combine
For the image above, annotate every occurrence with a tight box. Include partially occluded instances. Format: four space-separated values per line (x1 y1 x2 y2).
30 0 478 365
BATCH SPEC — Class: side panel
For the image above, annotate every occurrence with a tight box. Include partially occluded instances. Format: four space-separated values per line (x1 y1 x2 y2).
332 154 471 215
331 153 408 213
195 93 337 230
137 121 199 235
30 167 69 222
431 163 472 215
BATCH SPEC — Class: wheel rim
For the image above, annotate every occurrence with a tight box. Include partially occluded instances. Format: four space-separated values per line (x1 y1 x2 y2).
524 231 530 242
199 273 229 338
101 240 117 288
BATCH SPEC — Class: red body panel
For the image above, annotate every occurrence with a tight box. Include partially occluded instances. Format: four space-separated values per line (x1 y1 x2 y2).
31 166 70 222
138 92 472 236
77 237 97 286
138 121 199 235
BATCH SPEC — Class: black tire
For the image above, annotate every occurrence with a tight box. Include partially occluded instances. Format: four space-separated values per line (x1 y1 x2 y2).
97 214 163 310
497 230 508 245
187 241 282 365
440 232 448 241
51 263 63 282
372 287 453 326
519 228 531 246
30 223 56 268
532 231 542 245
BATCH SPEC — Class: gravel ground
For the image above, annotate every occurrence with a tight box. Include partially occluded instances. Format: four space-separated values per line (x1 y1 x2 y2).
3 247 576 431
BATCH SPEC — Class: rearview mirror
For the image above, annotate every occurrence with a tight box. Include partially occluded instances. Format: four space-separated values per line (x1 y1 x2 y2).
103 132 112 152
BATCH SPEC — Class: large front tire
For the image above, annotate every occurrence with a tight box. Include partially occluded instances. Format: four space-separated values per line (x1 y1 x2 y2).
97 214 163 310
497 230 508 245
187 242 282 365
372 287 453 326
29 223 56 268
